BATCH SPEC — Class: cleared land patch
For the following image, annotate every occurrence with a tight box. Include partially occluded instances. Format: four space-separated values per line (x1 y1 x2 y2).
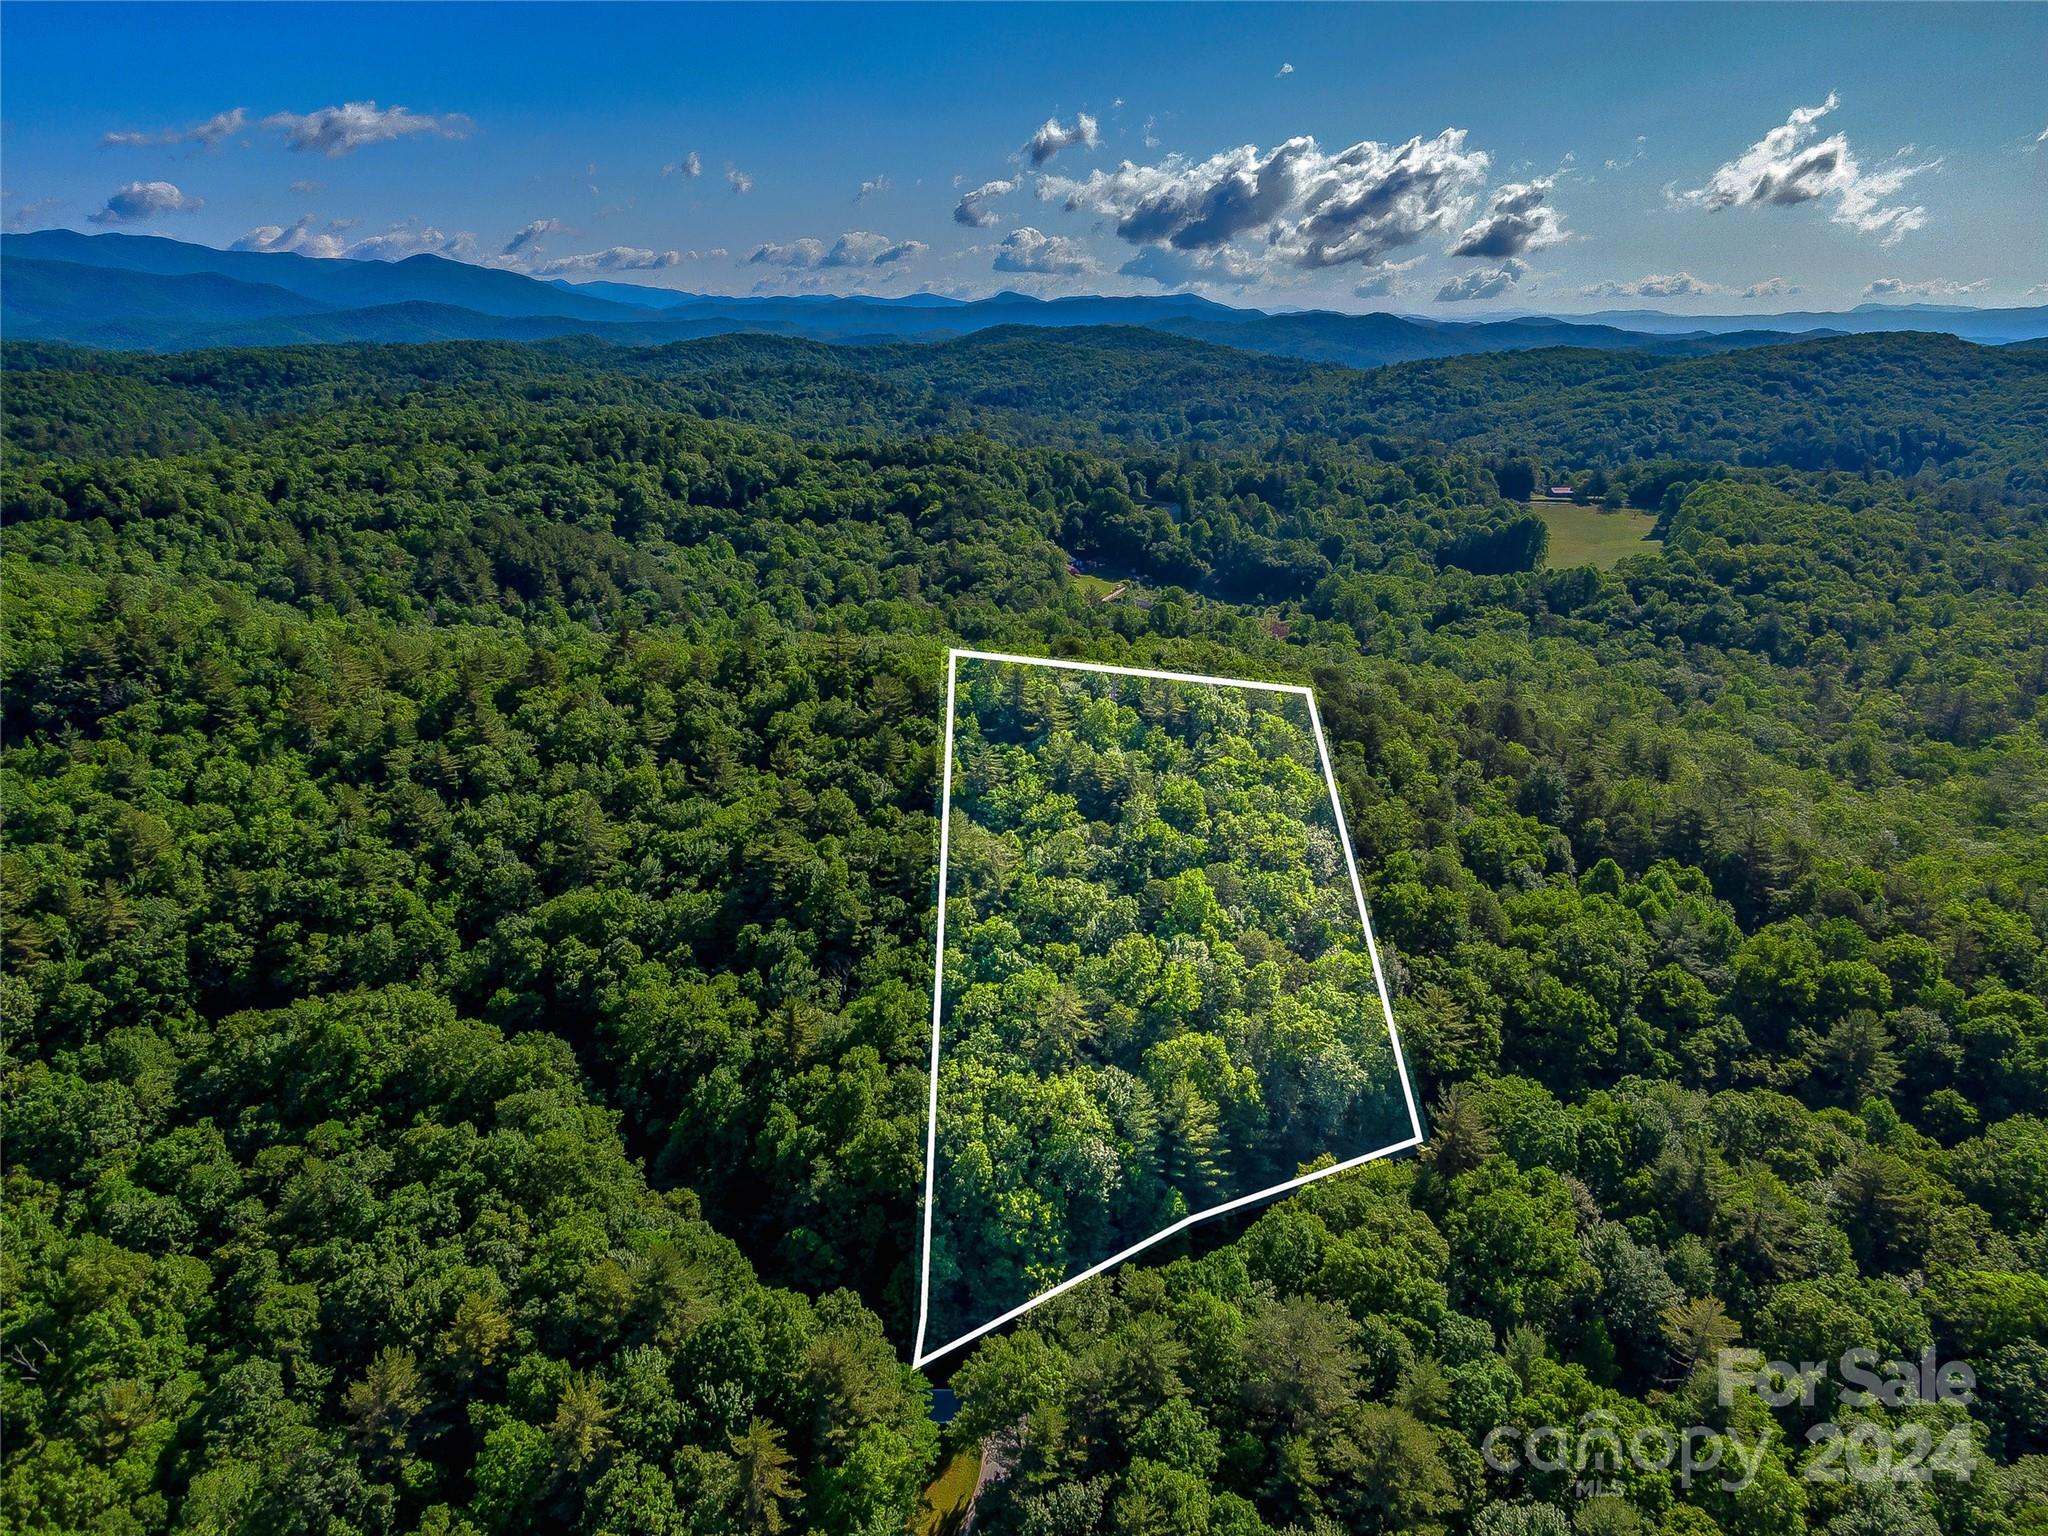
1535 501 1662 569
913 1447 982 1536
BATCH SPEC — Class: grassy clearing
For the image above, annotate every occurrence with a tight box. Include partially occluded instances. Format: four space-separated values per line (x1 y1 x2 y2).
1536 501 1662 569
1069 572 1120 601
911 1447 981 1536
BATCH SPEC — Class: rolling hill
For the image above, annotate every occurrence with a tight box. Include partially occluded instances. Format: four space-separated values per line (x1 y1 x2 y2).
15 228 2032 365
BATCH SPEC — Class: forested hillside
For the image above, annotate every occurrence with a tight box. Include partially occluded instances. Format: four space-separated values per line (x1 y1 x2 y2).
925 661 1415 1356
3 328 2046 1536
11 325 2043 491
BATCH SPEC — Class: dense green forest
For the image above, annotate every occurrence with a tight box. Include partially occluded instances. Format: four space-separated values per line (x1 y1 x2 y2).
10 327 2046 491
3 327 2046 1536
927 661 1413 1353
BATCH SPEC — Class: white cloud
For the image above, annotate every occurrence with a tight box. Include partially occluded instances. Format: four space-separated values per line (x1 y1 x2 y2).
261 101 471 157
727 165 753 194
503 217 563 256
1042 128 1490 271
233 215 346 258
1351 257 1424 299
1448 177 1569 259
3 195 64 232
1025 113 1101 166
1142 116 1160 150
1604 135 1647 172
825 230 926 266
1276 62 1295 77
748 230 926 269
533 246 682 276
88 180 202 224
188 108 249 146
101 108 247 149
749 238 826 268
1434 259 1525 303
1119 242 1267 289
1580 271 1726 299
1861 275 1989 300
663 151 703 178
343 223 479 262
1679 93 1934 246
953 178 1017 228
855 174 890 203
994 226 1099 276
288 178 326 195
1579 271 1802 303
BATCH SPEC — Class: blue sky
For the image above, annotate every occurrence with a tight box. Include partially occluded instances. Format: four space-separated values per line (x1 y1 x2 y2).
4 2 2043 312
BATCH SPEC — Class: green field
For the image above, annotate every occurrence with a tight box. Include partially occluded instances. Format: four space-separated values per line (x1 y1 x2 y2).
913 1448 982 1536
1535 500 1662 568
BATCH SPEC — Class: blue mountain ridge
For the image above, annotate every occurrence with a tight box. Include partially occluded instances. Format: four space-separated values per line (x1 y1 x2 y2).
6 229 2044 361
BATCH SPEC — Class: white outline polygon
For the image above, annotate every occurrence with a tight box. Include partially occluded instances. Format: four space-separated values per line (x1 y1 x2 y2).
912 649 1425 1367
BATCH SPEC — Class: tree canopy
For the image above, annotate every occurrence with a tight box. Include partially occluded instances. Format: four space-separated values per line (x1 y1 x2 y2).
3 326 2045 1535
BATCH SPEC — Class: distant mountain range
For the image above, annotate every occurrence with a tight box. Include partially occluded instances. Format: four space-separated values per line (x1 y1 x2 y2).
1555 303 2048 346
7 228 2046 364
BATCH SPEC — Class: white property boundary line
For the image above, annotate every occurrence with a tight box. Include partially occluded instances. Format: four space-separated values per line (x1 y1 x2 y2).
912 648 1426 1368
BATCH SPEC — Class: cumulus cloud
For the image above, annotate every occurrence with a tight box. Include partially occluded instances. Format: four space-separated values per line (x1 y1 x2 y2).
1118 242 1265 289
748 230 926 269
727 165 753 194
749 238 826 269
953 178 1017 228
343 224 479 262
1353 263 1427 299
88 180 202 224
1025 113 1101 166
1449 177 1569 259
232 216 501 264
3 195 65 232
1861 275 1989 300
1580 271 1727 299
994 226 1100 276
191 108 251 145
855 174 890 203
1679 93 1933 246
1043 128 1490 271
233 215 347 258
825 230 926 266
101 107 248 149
1434 259 1525 303
1583 269 1813 304
289 178 326 195
533 246 682 276
261 101 470 157
664 151 703 178
1276 62 1295 77
503 217 563 256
